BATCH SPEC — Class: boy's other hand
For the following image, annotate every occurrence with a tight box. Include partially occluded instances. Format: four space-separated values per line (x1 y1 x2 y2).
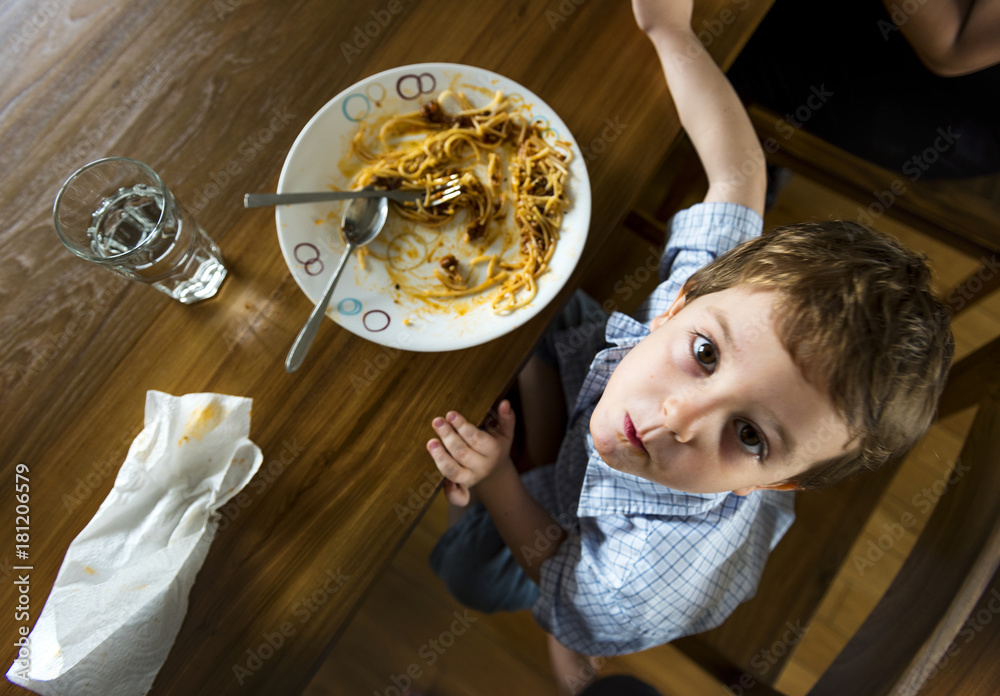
632 0 694 37
428 400 517 506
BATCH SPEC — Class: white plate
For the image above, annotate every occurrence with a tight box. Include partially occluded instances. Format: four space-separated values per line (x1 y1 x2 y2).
275 63 591 352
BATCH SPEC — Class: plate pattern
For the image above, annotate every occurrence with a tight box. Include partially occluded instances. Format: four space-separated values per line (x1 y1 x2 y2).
276 63 591 352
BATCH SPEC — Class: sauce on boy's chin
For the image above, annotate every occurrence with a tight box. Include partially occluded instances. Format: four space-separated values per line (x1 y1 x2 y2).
589 412 650 477
588 406 703 492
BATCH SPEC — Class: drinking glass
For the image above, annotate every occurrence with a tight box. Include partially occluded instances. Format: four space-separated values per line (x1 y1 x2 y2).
54 157 227 303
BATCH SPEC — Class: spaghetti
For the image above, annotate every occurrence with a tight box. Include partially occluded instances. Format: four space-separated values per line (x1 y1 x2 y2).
348 89 571 313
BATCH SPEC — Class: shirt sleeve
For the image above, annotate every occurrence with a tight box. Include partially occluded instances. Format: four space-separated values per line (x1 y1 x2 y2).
636 202 763 322
531 518 642 656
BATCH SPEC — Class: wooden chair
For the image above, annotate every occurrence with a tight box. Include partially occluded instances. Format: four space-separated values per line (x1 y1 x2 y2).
811 379 1000 695
914 555 1000 695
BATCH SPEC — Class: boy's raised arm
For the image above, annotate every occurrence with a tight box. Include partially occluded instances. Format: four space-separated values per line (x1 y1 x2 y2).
633 0 766 217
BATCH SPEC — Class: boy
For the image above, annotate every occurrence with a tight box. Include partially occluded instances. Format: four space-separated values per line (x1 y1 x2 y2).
425 0 954 692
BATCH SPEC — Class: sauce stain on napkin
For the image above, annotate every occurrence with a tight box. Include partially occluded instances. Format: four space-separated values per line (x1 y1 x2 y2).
178 402 225 446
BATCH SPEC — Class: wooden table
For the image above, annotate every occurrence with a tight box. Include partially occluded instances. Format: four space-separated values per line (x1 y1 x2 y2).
0 1 771 693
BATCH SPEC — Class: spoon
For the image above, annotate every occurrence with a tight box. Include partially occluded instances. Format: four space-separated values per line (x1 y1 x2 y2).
285 196 389 373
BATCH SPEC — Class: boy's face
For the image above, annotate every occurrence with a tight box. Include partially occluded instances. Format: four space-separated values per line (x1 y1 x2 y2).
590 287 853 495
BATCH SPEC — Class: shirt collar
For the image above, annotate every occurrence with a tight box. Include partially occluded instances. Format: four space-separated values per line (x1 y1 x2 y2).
606 310 651 346
567 311 650 421
576 435 732 518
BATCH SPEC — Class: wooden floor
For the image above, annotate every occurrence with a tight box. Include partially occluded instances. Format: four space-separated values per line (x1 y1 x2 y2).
304 173 1000 696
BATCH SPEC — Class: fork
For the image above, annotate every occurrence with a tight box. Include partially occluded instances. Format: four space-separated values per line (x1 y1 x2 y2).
243 175 462 208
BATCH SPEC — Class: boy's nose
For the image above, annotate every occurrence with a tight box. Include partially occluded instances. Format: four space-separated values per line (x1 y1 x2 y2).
662 387 717 443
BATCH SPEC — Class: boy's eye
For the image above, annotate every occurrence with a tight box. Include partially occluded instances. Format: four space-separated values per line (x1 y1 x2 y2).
693 335 718 371
736 419 766 458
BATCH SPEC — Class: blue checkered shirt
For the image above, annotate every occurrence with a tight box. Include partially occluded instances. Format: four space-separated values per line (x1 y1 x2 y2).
522 202 796 656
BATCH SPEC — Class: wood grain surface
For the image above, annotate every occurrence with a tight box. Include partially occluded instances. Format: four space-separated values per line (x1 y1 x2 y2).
0 1 772 694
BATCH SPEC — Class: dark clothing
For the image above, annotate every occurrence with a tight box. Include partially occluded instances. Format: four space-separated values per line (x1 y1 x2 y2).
727 0 1000 179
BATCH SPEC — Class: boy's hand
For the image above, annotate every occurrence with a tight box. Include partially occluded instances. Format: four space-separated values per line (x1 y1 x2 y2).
430 399 564 584
427 400 516 506
632 0 694 37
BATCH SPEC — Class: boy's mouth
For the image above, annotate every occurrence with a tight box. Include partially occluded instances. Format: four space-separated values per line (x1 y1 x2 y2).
623 413 647 453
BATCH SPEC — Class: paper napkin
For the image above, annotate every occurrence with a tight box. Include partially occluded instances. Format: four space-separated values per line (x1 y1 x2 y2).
7 391 264 696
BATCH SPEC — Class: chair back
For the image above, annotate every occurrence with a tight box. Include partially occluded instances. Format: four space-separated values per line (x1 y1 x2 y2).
810 385 1000 695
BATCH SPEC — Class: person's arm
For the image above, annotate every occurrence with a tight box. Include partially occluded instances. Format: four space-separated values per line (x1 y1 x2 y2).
633 0 766 217
882 0 1000 76
427 401 566 583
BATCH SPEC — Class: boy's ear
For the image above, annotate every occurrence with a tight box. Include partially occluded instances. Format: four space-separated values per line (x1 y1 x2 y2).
732 482 802 497
649 289 687 331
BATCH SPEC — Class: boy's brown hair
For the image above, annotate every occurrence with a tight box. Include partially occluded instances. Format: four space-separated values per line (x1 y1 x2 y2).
682 220 954 489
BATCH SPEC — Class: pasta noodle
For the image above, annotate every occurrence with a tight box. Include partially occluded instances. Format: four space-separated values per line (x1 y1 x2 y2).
348 89 572 313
